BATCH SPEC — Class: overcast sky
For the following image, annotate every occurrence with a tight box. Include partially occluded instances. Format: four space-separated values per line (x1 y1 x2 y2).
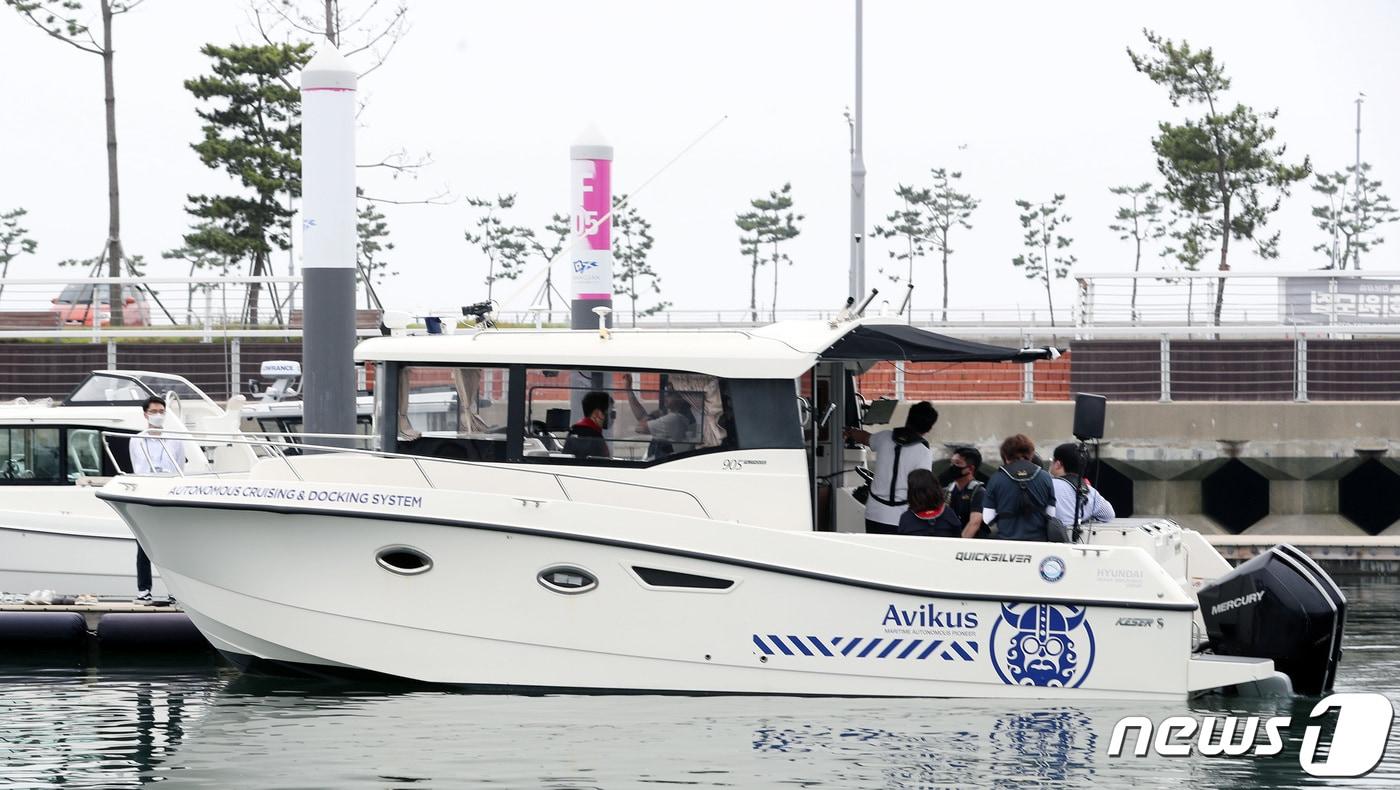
2 1 1397 322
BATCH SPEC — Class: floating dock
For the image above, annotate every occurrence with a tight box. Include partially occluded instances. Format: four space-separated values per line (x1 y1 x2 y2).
1206 535 1400 574
0 602 217 663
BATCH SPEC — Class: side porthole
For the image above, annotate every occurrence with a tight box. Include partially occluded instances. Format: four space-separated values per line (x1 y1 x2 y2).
633 567 734 590
376 546 433 576
538 566 598 595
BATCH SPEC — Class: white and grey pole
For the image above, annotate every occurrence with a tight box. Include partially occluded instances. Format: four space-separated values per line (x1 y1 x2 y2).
570 127 614 329
1353 93 1365 270
299 42 358 445
849 0 866 301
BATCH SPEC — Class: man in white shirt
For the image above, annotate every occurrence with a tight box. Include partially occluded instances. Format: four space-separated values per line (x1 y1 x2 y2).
1050 442 1115 527
845 401 938 534
129 396 186 603
130 400 186 475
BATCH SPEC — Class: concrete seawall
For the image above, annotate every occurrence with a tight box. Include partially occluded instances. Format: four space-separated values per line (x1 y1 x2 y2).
929 401 1400 537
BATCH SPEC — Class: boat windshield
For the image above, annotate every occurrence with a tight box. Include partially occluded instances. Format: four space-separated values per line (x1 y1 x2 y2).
382 363 802 466
63 372 207 406
134 375 205 402
65 373 154 405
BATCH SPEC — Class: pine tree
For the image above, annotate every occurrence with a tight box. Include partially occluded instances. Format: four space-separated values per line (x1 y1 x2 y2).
1108 183 1167 322
1311 164 1397 270
611 194 668 327
922 169 978 322
527 213 571 314
750 183 803 321
180 42 311 325
1130 29 1310 325
356 190 396 308
1012 195 1075 327
871 185 931 316
464 195 532 303
735 210 772 324
0 208 38 306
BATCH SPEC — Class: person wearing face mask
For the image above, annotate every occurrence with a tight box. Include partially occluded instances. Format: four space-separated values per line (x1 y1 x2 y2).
129 396 187 602
941 446 989 539
562 390 614 459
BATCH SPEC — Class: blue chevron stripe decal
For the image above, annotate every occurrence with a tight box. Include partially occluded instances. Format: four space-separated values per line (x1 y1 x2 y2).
877 639 904 658
752 635 979 662
767 635 794 656
917 640 944 660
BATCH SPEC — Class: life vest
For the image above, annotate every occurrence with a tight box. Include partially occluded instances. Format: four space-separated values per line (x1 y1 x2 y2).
869 428 929 507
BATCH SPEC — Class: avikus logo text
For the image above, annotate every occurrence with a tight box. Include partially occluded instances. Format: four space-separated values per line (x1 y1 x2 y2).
1109 693 1394 778
882 603 978 629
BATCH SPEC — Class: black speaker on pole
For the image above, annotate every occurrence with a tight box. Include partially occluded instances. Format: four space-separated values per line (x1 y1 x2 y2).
1072 393 1107 441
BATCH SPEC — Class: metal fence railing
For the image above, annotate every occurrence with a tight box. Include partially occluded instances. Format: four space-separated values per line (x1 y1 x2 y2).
1073 270 1400 330
3 275 1400 403
0 276 382 339
493 304 1074 329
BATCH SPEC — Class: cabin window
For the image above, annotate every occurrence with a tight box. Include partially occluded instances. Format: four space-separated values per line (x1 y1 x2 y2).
0 427 63 483
521 368 732 464
395 365 510 462
65 428 105 480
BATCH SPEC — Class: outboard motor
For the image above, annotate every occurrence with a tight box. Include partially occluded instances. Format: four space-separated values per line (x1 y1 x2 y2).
1197 544 1346 696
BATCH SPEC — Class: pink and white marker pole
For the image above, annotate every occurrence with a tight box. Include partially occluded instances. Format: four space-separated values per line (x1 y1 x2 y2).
299 41 358 444
569 126 613 330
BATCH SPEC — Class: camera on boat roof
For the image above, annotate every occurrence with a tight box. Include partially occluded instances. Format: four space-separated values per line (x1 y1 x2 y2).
461 301 495 324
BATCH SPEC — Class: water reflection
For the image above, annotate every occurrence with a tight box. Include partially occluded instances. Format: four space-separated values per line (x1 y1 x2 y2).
753 706 1104 788
0 668 224 788
0 579 1395 789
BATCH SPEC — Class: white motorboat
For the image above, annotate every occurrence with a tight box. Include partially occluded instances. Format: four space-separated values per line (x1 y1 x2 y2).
99 319 1345 699
0 370 250 596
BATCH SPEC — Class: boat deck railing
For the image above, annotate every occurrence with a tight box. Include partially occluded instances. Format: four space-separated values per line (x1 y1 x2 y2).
99 430 713 518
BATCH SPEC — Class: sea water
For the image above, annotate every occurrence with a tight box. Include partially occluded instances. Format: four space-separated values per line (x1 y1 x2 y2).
1 578 1397 789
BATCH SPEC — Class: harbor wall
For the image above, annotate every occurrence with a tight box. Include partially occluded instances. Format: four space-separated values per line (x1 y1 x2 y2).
929 400 1399 538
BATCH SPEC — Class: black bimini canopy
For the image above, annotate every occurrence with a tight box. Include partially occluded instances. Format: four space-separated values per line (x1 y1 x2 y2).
820 323 1056 364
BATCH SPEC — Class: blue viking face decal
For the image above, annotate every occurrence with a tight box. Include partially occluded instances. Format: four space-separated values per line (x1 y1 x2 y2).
991 603 1095 688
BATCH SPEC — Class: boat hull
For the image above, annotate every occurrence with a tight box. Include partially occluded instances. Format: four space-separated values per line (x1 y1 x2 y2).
0 519 164 598
101 488 1280 699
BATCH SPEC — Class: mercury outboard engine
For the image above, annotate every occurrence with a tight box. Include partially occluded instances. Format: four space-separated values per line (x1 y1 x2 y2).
1197 544 1346 696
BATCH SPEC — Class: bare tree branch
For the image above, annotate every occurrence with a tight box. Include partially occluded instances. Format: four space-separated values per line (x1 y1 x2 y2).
255 0 324 38
342 4 404 56
13 6 104 55
356 148 434 175
341 0 387 31
358 188 454 206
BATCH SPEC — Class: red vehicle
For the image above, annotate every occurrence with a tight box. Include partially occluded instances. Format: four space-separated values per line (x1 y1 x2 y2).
51 284 152 327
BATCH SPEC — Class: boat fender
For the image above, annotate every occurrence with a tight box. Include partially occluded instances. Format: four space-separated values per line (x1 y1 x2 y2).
97 613 210 651
0 612 87 646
